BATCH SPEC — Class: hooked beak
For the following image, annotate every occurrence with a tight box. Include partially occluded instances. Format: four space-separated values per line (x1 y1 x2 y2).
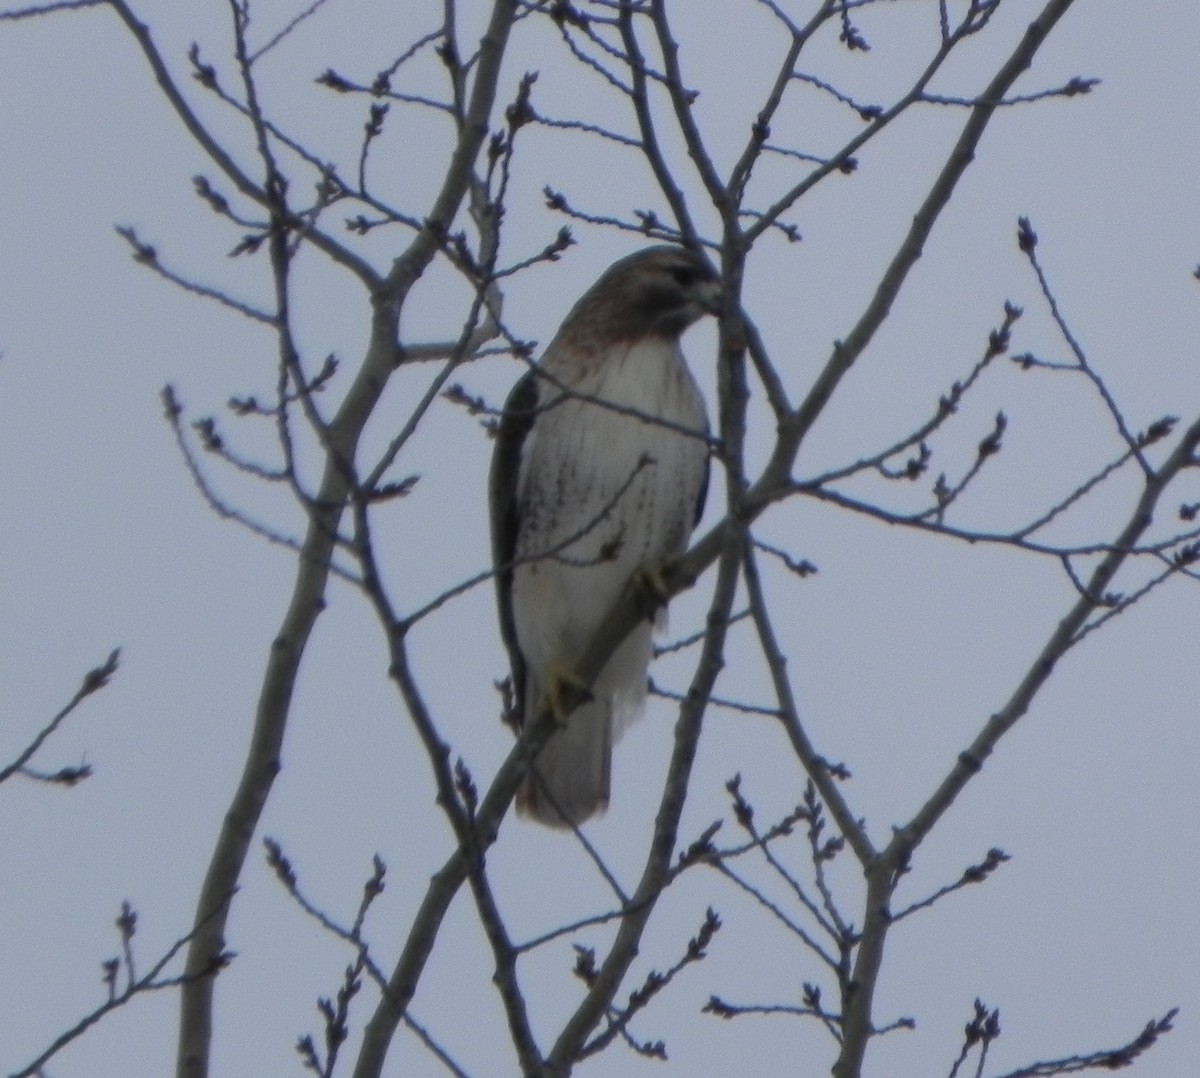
696 277 723 316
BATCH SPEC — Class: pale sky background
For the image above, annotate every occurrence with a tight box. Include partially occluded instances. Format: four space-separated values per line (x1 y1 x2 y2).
2 2 1198 1077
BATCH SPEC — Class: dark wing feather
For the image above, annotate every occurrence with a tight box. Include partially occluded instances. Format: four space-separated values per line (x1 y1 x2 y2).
693 450 710 529
489 370 539 716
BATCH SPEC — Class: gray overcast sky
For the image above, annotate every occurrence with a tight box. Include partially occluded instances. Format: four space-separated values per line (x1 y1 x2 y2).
2 2 1198 1076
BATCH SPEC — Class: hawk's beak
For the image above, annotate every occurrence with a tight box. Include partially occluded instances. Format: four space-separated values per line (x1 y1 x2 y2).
696 278 722 315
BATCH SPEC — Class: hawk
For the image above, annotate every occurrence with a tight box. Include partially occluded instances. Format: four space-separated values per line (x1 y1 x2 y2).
490 246 718 827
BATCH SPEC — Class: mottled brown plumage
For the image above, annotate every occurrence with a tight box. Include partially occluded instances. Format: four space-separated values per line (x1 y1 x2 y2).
490 246 718 827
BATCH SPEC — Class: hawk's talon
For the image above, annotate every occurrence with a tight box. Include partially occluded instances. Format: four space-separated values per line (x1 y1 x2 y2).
633 563 675 617
537 662 592 725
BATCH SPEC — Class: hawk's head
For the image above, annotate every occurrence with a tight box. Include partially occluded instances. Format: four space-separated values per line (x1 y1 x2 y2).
556 245 721 353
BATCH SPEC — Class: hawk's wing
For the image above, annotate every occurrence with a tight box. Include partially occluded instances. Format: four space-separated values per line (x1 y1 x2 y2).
489 369 540 717
693 448 710 530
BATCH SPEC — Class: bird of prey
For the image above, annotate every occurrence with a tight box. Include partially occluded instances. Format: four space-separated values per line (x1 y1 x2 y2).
490 245 718 828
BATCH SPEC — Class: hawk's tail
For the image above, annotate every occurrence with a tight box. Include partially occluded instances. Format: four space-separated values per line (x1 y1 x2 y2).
517 693 613 829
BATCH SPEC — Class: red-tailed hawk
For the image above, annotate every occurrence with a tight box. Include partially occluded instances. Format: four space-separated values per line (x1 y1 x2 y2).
490 246 718 827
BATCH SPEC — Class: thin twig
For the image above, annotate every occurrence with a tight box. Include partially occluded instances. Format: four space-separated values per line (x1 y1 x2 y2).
1 650 119 786
12 899 233 1078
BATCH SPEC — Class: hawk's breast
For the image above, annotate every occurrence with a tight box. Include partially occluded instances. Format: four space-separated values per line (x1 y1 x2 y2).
512 336 708 671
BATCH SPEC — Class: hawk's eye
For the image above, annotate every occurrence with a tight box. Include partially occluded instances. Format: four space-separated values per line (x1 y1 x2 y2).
669 264 698 288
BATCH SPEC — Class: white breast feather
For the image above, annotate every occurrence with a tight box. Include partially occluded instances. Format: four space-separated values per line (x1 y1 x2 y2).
512 337 708 736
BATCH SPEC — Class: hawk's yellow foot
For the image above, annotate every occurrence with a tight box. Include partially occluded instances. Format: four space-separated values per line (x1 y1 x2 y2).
633 562 677 617
536 662 593 725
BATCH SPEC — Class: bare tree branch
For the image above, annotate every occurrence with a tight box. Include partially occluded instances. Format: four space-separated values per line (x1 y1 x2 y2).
12 899 232 1078
175 5 521 1075
1 650 119 787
